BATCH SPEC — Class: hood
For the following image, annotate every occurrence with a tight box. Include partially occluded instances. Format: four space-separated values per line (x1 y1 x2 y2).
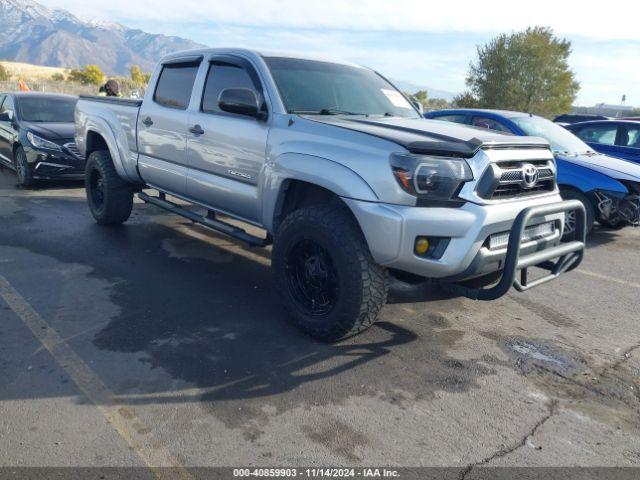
557 152 640 183
305 116 550 157
22 122 75 140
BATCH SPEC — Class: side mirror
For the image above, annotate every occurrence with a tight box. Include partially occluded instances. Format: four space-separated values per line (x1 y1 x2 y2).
0 112 11 122
218 88 265 119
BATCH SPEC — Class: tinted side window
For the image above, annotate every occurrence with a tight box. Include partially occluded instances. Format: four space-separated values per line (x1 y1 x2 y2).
154 62 200 110
574 125 617 145
618 126 640 148
202 62 258 114
433 114 467 124
472 116 511 133
1 95 15 119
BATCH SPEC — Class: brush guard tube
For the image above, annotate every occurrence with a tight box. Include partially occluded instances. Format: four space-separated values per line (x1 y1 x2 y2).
444 200 586 301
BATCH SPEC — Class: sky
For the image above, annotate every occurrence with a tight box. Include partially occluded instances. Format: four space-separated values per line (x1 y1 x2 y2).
39 0 640 106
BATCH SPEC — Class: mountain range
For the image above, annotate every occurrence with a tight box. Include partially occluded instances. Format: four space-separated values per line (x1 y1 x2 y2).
0 0 457 99
0 0 204 74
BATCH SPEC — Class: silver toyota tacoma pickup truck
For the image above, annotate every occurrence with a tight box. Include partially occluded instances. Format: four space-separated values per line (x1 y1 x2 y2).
75 48 587 341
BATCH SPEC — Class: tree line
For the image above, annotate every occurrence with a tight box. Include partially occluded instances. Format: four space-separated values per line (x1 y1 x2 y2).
49 64 151 90
0 64 151 88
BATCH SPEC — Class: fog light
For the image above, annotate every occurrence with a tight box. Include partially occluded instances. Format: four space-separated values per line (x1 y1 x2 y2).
414 237 430 255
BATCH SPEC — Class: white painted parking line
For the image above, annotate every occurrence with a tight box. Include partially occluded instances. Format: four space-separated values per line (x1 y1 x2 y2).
0 274 193 480
576 269 640 290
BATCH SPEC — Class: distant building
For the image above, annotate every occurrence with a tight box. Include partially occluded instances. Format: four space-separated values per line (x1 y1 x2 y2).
573 103 636 118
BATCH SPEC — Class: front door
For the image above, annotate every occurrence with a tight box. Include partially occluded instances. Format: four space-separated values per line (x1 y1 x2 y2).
572 122 619 157
0 95 16 166
137 59 201 195
186 56 269 223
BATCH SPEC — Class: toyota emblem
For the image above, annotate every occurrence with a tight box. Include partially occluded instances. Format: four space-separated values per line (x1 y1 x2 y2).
522 164 539 189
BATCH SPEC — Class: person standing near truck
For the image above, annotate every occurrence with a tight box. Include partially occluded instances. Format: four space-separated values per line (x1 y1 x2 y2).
98 79 122 97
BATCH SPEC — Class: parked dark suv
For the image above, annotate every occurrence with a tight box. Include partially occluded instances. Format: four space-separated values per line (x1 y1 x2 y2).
0 92 84 186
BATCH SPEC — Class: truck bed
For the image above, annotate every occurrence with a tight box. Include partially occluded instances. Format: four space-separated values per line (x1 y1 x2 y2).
75 95 142 182
78 95 143 107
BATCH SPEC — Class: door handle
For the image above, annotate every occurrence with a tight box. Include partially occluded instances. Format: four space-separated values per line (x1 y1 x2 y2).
189 124 205 136
142 117 153 127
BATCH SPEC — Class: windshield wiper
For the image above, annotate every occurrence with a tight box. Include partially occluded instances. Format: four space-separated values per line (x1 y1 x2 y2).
288 109 321 114
288 108 375 116
288 108 369 116
318 108 367 116
288 108 365 116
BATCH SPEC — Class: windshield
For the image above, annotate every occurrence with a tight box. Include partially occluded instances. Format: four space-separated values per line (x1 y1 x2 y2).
264 57 420 118
17 97 77 123
512 115 593 155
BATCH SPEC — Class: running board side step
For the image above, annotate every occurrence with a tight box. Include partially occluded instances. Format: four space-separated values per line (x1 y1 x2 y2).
138 192 272 247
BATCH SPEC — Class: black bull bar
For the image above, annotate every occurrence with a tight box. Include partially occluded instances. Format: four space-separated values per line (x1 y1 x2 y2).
445 200 586 301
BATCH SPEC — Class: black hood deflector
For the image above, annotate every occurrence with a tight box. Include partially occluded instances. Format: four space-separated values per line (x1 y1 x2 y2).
305 116 550 158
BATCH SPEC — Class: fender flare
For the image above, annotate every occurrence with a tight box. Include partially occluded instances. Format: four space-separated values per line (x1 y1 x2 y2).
83 117 139 183
261 152 378 231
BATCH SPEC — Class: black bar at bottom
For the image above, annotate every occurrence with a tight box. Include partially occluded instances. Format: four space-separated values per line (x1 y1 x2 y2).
138 192 271 247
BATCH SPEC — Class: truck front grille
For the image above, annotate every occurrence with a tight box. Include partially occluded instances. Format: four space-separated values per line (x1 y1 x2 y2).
492 180 555 198
477 159 556 201
499 168 554 183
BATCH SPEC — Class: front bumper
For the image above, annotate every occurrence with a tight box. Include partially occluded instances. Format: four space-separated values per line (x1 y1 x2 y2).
25 145 85 180
344 195 586 297
444 201 585 300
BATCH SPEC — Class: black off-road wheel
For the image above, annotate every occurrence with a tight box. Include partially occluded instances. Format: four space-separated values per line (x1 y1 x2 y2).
85 150 133 225
14 146 34 187
561 189 594 241
272 204 389 342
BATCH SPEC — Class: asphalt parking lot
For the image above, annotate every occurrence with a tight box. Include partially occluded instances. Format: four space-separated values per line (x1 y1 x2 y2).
1 166 639 475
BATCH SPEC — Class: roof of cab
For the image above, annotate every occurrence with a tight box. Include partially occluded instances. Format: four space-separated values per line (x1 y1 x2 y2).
158 48 365 69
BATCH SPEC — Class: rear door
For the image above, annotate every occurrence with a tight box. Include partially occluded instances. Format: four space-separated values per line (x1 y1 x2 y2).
185 55 270 223
137 57 201 194
571 122 619 157
613 124 640 164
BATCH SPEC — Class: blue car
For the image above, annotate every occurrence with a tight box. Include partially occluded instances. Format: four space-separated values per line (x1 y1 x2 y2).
565 120 640 164
424 109 640 236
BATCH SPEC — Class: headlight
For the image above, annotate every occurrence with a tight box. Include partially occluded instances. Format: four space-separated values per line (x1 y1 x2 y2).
390 153 473 200
26 131 62 151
